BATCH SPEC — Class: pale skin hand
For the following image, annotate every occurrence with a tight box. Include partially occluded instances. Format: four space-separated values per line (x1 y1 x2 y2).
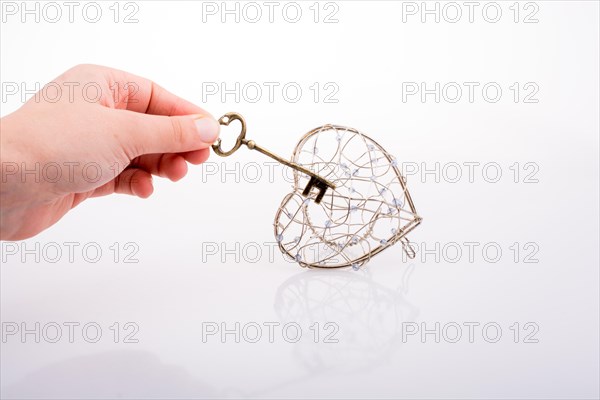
0 64 220 241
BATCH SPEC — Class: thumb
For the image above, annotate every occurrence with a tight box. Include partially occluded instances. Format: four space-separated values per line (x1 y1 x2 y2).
118 110 220 157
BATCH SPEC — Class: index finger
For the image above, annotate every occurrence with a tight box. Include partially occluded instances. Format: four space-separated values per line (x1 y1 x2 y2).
99 65 213 117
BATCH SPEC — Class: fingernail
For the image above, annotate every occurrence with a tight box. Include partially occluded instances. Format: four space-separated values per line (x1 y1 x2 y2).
194 116 220 143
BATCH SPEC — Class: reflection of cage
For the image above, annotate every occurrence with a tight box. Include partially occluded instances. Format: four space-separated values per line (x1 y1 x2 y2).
275 125 422 269
274 268 418 374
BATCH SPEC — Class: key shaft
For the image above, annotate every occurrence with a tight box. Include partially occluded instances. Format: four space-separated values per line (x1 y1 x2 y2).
212 112 336 204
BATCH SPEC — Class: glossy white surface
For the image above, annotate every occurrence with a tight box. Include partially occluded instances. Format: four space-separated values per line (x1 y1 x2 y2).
1 1 598 398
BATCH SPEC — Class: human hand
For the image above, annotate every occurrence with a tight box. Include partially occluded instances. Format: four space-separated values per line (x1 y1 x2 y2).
0 64 220 241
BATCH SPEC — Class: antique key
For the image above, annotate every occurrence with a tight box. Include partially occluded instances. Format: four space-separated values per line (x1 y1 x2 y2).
211 112 336 203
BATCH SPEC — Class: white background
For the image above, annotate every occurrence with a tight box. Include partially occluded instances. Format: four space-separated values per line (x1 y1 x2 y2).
1 1 599 398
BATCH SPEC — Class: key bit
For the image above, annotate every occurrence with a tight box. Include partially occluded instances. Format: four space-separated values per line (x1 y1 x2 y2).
212 112 336 204
302 176 330 204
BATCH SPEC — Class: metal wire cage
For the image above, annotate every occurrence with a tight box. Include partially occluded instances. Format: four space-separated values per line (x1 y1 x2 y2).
274 124 422 269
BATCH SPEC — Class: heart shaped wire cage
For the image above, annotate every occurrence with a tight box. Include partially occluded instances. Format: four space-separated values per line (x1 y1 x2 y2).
274 124 422 269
